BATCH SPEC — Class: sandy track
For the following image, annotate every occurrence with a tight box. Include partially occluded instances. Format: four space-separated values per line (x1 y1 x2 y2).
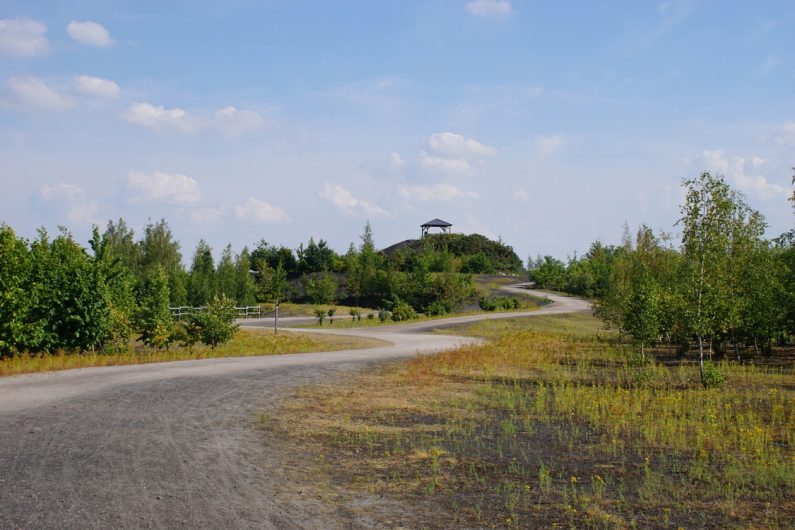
0 288 588 529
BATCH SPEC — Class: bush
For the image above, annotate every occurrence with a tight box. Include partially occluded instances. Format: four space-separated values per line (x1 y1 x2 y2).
367 312 375 320
378 308 390 322
479 297 497 311
349 308 361 321
702 362 726 388
425 301 449 316
391 301 417 322
187 295 238 348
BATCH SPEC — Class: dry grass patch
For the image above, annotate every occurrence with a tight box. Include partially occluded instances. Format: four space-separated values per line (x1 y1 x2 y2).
265 313 795 529
0 328 386 377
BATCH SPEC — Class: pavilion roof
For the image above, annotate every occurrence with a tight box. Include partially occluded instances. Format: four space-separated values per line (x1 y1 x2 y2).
421 218 452 228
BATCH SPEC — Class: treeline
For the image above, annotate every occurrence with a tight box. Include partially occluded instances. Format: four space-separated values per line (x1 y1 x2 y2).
530 172 795 384
0 223 239 356
0 220 497 356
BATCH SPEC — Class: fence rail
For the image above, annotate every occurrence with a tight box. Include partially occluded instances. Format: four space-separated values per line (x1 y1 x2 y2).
169 305 263 320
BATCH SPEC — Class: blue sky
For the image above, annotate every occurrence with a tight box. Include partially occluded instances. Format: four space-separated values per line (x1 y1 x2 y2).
1 0 793 263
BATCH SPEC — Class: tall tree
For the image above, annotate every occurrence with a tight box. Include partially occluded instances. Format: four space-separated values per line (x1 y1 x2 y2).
135 265 173 349
215 244 236 300
234 247 258 306
679 172 736 385
139 219 186 305
0 225 35 356
102 218 141 274
187 240 215 306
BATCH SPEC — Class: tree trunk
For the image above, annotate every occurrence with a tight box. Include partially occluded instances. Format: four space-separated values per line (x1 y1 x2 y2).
274 302 279 335
734 339 740 362
697 334 705 387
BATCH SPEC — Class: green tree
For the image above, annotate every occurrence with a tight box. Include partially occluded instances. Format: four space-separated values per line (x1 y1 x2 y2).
260 262 289 334
215 244 236 300
234 247 258 306
305 273 337 304
90 226 136 352
623 258 660 358
0 225 36 356
187 240 215 306
679 172 736 385
135 265 173 349
139 219 186 305
102 218 141 274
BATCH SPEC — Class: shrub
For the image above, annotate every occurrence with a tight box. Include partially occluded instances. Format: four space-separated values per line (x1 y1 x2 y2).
391 301 417 321
187 295 238 348
378 308 390 322
367 313 375 320
702 362 726 388
479 297 497 311
425 301 449 316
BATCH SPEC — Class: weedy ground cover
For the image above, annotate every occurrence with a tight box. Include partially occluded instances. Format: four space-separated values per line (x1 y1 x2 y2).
0 328 385 377
266 312 795 529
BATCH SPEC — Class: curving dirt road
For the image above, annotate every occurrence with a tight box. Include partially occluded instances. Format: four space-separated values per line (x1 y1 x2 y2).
0 288 588 529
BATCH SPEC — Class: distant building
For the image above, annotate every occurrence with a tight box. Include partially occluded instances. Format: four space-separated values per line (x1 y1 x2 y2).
421 218 452 238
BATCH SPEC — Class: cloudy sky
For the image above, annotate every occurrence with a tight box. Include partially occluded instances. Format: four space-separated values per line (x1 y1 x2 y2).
1 0 793 263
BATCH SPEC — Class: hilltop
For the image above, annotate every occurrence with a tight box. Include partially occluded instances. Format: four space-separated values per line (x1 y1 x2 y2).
381 233 523 274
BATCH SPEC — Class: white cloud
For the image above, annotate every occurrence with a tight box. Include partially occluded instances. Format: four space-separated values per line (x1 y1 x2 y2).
73 75 120 99
773 122 795 146
466 0 513 18
0 18 49 57
125 170 201 204
419 152 473 175
67 20 115 47
234 198 288 224
703 149 787 200
428 132 497 157
122 102 264 136
398 184 478 203
214 106 263 136
38 182 99 225
512 188 530 203
389 152 406 171
122 102 207 134
6 76 74 110
320 183 387 216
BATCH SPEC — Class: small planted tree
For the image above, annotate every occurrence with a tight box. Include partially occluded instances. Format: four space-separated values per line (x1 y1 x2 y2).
314 308 326 326
261 263 288 334
327 307 336 324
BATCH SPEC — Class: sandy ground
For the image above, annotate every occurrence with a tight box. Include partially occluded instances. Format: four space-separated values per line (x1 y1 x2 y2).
0 288 588 529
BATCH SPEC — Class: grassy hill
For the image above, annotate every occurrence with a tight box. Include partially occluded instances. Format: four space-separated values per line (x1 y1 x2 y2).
382 233 523 274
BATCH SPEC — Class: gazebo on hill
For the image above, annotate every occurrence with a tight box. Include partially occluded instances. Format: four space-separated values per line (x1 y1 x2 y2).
421 218 452 238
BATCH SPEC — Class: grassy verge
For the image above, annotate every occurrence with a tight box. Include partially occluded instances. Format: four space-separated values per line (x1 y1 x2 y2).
0 328 386 377
263 302 373 318
295 296 549 330
265 313 795 529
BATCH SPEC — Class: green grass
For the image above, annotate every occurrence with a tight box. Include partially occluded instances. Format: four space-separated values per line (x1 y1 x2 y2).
266 312 795 528
0 327 386 377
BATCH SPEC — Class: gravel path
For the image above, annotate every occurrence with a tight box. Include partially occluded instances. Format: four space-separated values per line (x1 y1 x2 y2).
0 288 588 529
